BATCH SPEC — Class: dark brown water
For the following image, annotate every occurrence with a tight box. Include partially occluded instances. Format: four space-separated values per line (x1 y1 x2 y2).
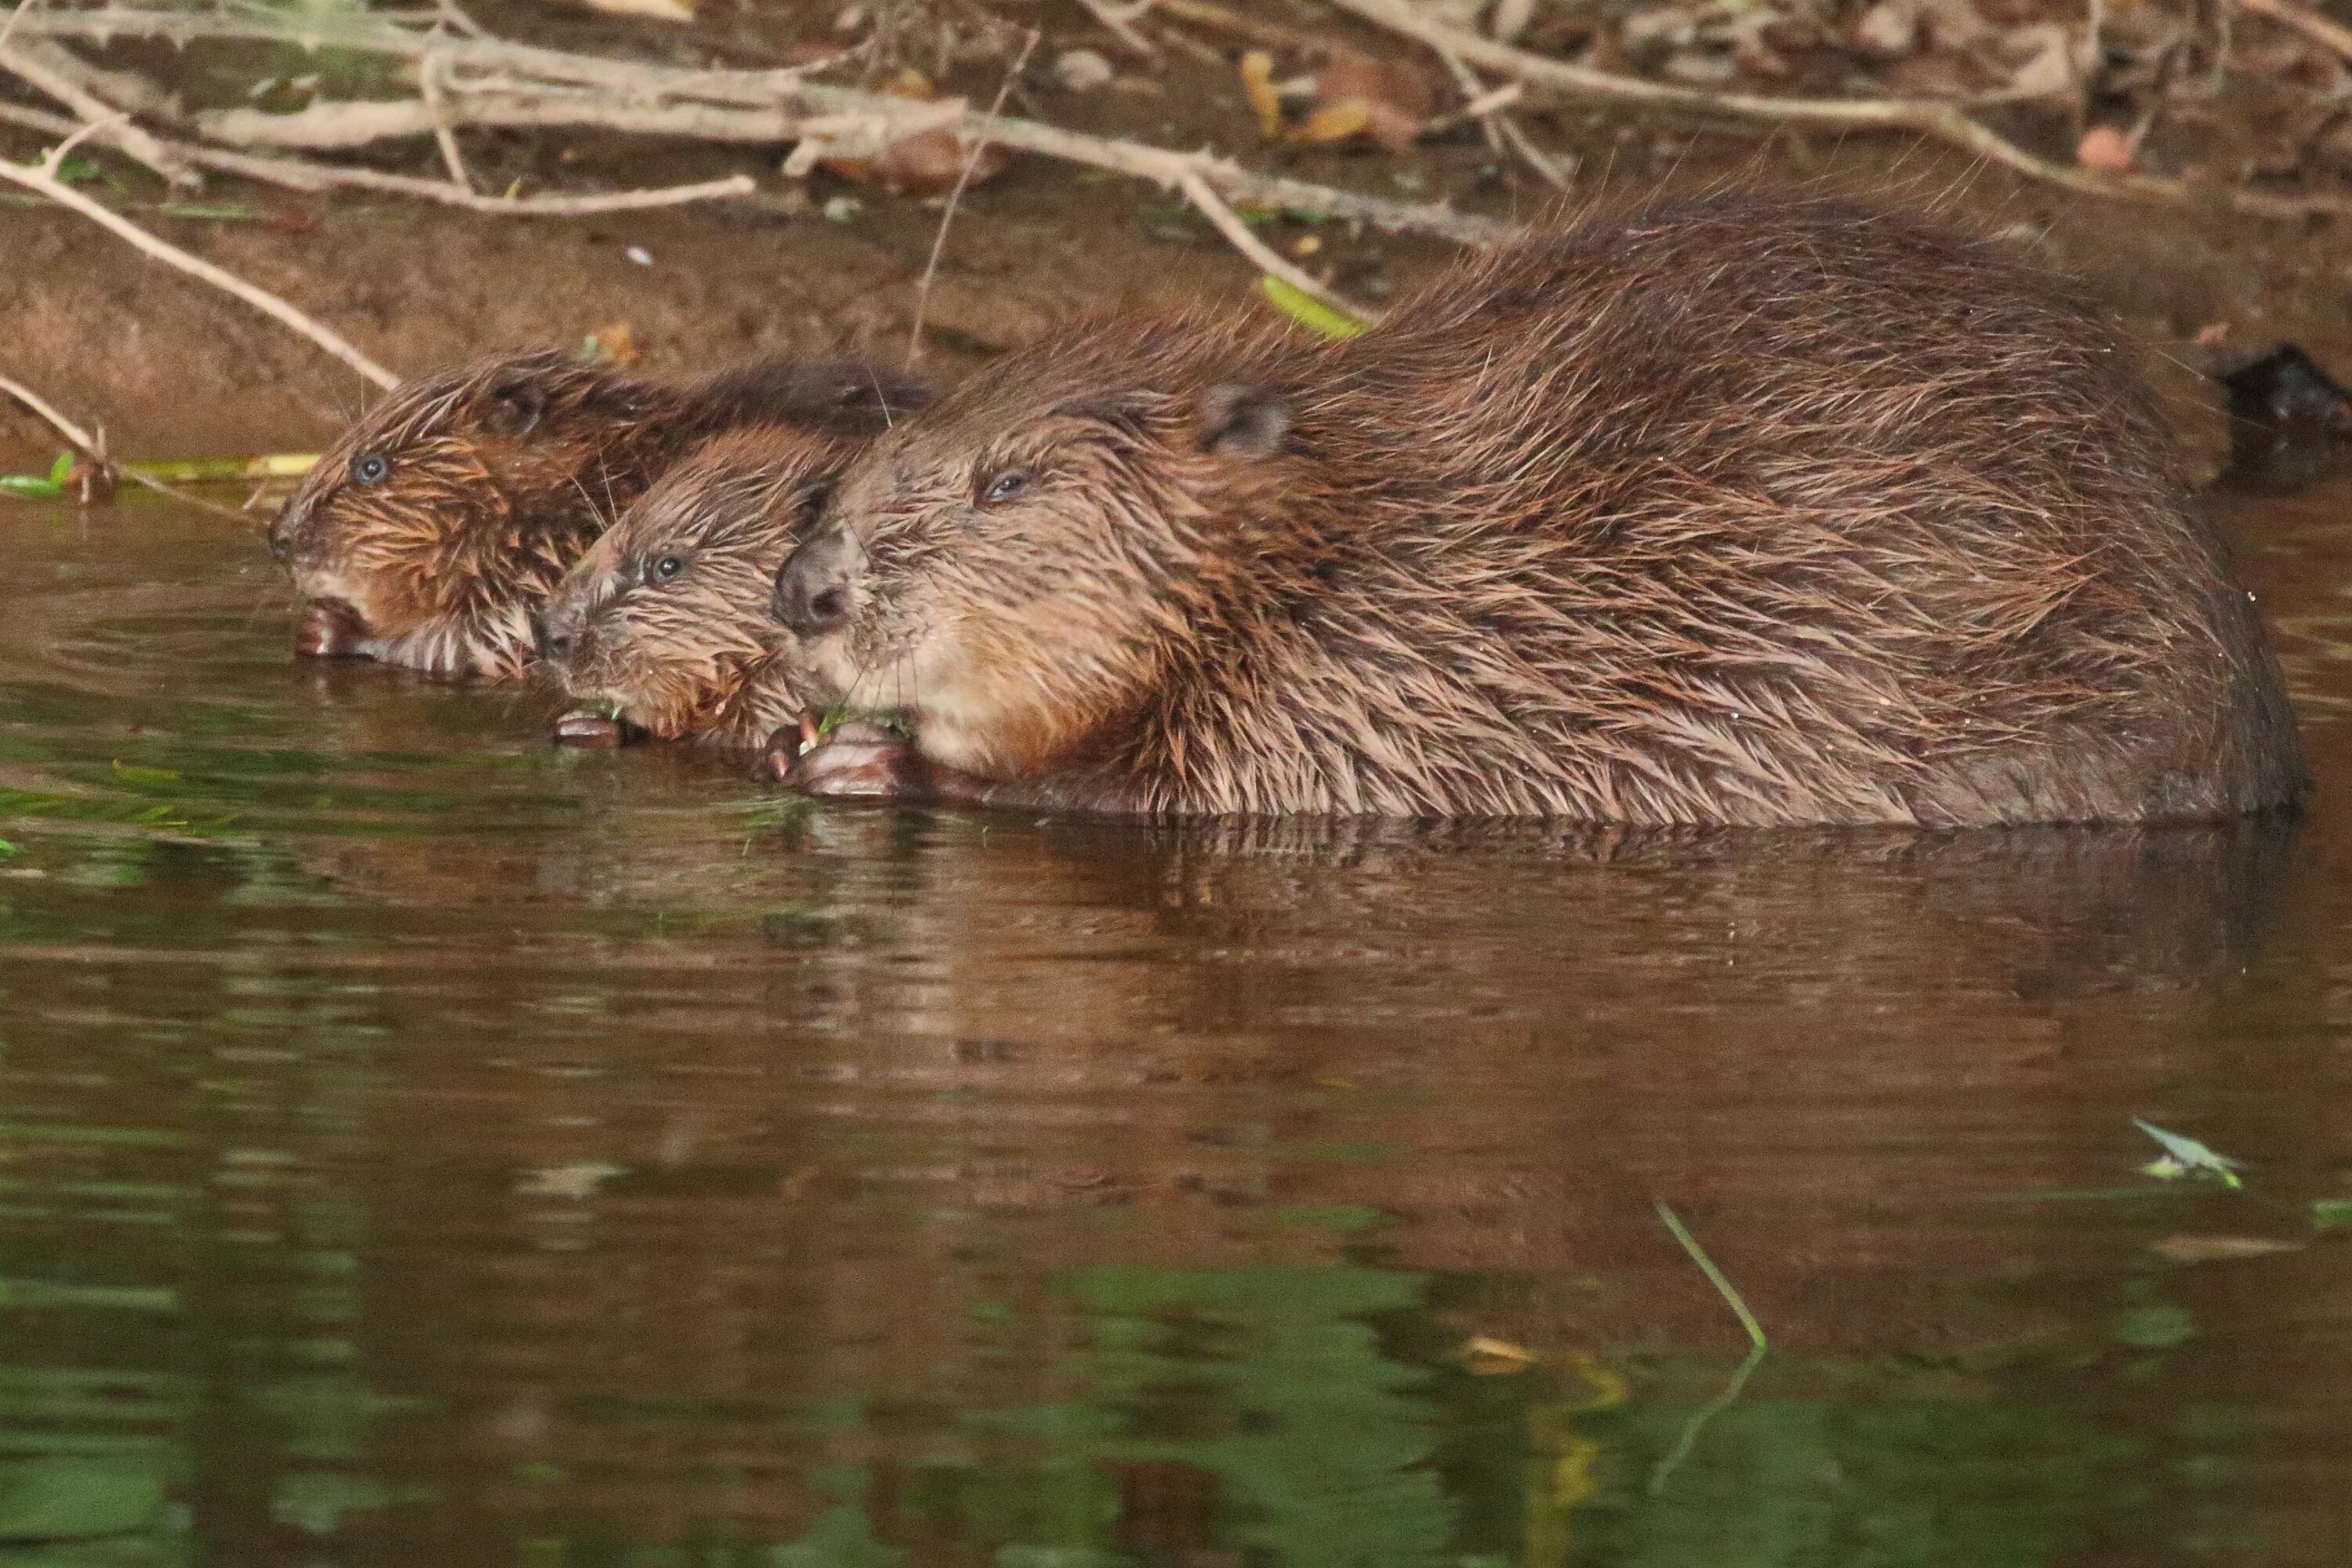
3 485 2350 1568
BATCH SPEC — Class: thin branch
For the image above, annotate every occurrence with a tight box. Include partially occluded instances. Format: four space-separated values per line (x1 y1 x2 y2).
1178 167 1381 325
0 38 199 186
1325 0 2352 222
0 366 98 453
1648 1200 1769 1496
0 101 755 213
1076 0 1156 56
1432 47 1571 191
909 28 1040 366
0 144 399 388
9 8 1516 244
419 51 476 191
2235 0 2352 62
0 366 264 517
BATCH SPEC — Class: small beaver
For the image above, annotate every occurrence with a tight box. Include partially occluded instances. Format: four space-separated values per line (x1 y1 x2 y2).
536 425 842 747
771 195 2303 826
268 349 924 678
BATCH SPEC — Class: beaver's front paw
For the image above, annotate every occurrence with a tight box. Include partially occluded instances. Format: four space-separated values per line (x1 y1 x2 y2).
295 601 369 659
768 720 924 799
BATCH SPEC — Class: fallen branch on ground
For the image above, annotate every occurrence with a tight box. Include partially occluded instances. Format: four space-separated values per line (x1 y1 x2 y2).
7 6 1516 245
0 138 400 388
0 38 198 187
1178 169 1381 325
0 367 273 517
1326 0 2352 223
0 102 756 213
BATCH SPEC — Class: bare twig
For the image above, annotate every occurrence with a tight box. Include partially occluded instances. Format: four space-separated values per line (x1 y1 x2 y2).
1326 0 2352 222
0 367 98 453
0 38 198 186
0 143 399 388
1076 0 1156 56
1432 49 1570 191
0 0 36 53
1178 168 1381 325
2235 0 2352 63
419 52 476 191
909 29 1040 366
0 367 263 518
0 101 755 213
9 7 1516 244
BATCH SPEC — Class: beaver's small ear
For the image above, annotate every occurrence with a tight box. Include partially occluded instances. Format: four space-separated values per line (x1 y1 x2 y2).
481 377 550 437
1196 383 1291 460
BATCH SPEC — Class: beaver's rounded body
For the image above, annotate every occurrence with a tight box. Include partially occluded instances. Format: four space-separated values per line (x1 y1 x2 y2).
538 425 841 746
269 350 924 679
773 196 2303 826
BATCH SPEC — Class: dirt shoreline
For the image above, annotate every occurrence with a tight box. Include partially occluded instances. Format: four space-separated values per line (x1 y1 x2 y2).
3 133 2347 476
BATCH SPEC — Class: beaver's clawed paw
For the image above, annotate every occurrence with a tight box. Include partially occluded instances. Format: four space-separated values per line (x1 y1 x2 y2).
295 601 370 659
768 720 922 799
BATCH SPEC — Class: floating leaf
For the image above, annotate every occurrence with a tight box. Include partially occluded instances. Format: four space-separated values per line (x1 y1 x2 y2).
2111 1303 2194 1348
0 1456 166 1540
2315 1198 2352 1230
2150 1234 2300 1263
2134 1118 2243 1189
1261 275 1368 340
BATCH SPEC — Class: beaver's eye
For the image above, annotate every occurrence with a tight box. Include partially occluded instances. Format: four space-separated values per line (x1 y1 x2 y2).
645 554 687 586
980 469 1031 506
350 452 391 487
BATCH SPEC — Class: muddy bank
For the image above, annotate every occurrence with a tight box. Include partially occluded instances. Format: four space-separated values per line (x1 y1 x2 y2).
4 126 2350 472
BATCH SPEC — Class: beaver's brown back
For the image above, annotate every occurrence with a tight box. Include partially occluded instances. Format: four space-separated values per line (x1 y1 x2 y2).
1112 199 2301 822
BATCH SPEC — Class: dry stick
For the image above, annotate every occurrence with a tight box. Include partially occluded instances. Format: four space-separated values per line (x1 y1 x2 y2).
0 101 755 212
1325 0 2352 222
0 143 400 389
198 92 1518 243
0 366 262 518
2235 0 2352 62
908 29 1040 367
419 51 476 191
1432 47 1572 192
8 9 1514 244
1076 0 1156 56
0 0 34 53
1178 168 1382 325
0 40 198 187
0 367 97 454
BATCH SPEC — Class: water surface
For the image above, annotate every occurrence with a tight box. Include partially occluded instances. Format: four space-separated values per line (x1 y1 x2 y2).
3 485 2350 1566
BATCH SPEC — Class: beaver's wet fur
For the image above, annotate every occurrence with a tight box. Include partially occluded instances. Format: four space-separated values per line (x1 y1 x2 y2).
269 350 924 679
538 425 844 746
772 195 2304 826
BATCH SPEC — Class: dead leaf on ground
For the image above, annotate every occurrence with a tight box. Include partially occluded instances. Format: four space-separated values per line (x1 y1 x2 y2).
568 0 694 19
820 68 1014 198
1240 50 1285 140
2076 124 2139 172
2151 1234 2303 1262
586 321 637 364
1307 53 1432 152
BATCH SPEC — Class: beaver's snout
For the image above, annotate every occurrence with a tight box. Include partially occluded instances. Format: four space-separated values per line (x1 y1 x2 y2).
774 524 862 639
295 600 370 659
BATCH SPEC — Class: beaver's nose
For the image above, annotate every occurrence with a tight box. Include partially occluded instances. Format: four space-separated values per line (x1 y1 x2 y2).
266 498 305 564
534 607 576 662
775 524 862 639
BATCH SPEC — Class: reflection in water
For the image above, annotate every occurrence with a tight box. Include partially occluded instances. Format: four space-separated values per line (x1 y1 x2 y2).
2 492 2350 1566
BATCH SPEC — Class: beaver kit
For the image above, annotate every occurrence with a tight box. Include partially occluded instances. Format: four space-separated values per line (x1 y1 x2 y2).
536 425 846 748
770 195 2303 827
269 349 924 679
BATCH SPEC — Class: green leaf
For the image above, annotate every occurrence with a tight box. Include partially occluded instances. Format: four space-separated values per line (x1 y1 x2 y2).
47 451 73 485
0 838 16 858
1259 274 1368 339
2315 1198 2352 1230
2133 1118 2243 1189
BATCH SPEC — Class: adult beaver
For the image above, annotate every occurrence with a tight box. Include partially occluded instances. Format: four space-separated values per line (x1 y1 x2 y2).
771 195 2303 826
536 425 841 747
268 349 923 679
